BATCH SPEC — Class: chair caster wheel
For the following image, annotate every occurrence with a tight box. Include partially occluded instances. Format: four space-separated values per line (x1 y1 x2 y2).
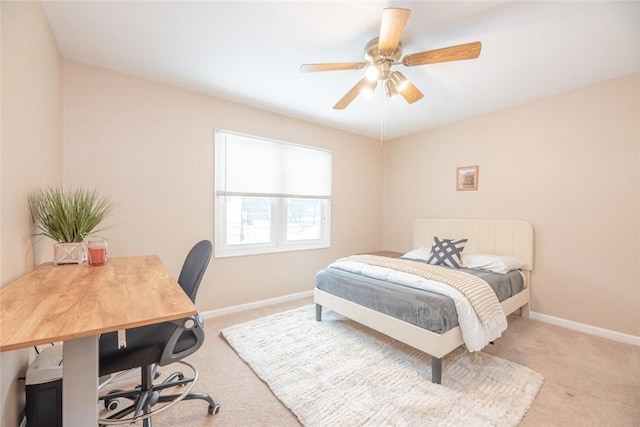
104 389 124 410
106 399 119 411
208 403 220 415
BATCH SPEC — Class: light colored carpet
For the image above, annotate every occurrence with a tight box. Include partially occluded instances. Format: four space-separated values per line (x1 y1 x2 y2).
99 297 639 426
221 305 544 427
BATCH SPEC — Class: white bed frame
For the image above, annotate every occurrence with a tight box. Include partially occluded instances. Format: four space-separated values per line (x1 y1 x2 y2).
314 218 534 384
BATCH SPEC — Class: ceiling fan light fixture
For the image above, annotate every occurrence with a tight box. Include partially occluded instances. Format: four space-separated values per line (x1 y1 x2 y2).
361 80 378 97
385 78 399 99
365 65 379 81
390 71 409 91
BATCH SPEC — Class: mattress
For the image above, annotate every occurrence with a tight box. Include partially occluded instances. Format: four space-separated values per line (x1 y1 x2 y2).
315 265 524 334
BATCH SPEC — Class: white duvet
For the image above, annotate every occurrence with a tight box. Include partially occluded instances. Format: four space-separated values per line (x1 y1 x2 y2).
329 260 508 351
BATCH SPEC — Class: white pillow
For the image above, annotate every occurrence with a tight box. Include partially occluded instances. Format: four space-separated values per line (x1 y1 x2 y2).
462 253 525 274
401 247 431 262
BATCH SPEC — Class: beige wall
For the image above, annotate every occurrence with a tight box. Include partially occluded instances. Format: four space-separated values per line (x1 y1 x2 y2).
383 72 640 336
1 2 63 426
62 61 383 311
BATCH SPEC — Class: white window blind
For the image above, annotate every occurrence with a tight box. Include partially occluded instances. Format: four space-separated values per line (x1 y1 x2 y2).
215 130 332 198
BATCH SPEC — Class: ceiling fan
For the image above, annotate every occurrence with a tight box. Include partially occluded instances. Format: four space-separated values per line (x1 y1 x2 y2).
300 8 482 110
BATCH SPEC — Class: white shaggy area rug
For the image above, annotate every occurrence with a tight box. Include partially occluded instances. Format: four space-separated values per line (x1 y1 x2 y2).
221 305 544 427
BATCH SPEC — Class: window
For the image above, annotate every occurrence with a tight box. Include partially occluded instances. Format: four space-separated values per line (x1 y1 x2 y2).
214 129 332 257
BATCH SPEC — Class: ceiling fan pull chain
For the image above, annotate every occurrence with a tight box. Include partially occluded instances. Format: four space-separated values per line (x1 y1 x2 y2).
380 88 385 146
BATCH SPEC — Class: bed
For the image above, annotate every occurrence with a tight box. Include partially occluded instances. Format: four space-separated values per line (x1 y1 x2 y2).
314 218 533 384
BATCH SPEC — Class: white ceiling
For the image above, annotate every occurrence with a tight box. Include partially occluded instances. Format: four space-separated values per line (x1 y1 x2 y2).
42 1 640 141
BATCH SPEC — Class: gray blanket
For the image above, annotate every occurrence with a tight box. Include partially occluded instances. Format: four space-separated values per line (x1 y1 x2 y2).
315 265 524 334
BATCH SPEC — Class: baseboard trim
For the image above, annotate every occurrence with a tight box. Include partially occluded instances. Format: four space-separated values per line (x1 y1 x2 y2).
530 311 640 347
202 290 313 320
201 292 639 347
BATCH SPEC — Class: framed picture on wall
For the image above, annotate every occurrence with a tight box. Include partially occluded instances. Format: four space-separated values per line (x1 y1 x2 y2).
456 165 478 191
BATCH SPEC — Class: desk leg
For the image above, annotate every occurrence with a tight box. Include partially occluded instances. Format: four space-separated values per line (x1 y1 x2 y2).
63 335 98 426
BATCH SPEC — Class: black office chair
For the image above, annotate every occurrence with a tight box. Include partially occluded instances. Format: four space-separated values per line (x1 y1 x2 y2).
97 240 219 426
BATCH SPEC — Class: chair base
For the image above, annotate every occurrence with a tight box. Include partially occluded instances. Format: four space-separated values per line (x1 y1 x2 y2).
98 361 219 426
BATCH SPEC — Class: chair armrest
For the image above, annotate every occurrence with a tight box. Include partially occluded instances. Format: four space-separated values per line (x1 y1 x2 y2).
158 310 205 366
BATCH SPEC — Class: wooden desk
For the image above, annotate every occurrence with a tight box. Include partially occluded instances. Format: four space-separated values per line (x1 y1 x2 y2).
0 255 196 426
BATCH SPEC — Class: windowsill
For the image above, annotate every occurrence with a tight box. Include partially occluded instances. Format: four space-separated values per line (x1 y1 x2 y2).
214 243 330 258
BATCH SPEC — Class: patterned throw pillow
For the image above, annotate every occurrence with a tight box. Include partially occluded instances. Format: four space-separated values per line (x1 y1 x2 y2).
426 237 468 268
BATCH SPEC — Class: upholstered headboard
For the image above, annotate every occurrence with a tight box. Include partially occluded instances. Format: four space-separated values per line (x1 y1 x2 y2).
413 218 534 271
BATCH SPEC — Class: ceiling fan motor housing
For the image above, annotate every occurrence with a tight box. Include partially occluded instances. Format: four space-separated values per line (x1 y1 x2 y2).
365 37 401 80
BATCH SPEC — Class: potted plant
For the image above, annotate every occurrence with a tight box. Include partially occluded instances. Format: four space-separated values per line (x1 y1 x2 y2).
28 186 113 264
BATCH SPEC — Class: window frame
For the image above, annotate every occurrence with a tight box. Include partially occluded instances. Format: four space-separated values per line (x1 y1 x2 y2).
214 130 332 258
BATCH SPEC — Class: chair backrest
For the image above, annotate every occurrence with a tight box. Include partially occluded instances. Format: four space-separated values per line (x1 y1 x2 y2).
177 240 213 302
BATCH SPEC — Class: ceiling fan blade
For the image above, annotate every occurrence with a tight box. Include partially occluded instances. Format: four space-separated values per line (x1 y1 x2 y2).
300 62 366 73
333 77 369 110
402 41 482 67
378 8 411 56
399 81 424 104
